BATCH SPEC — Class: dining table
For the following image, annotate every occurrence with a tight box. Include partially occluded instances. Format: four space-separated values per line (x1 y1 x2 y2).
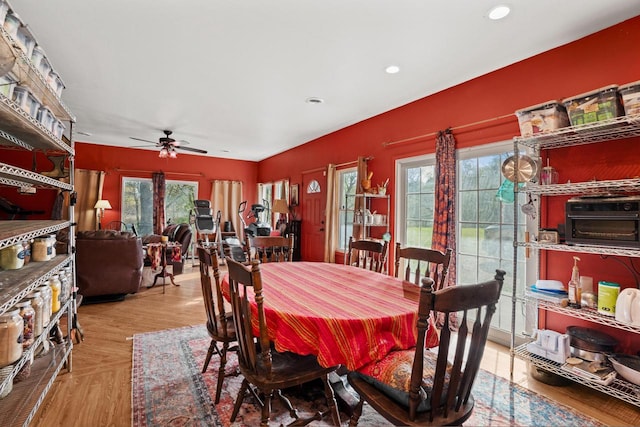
221 261 439 371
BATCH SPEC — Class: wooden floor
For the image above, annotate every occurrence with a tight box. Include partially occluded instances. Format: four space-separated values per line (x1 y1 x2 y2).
31 263 640 426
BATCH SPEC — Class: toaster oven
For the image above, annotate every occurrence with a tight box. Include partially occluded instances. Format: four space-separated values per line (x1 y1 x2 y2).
565 195 640 248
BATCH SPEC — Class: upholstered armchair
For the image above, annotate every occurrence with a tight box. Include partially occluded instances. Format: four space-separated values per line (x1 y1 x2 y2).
75 230 144 301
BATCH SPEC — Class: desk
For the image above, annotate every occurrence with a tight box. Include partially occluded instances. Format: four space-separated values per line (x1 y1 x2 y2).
222 261 438 371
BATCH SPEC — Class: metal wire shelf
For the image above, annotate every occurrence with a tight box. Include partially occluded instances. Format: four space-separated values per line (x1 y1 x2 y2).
514 115 640 150
518 241 640 257
0 162 72 190
524 178 640 196
514 343 640 408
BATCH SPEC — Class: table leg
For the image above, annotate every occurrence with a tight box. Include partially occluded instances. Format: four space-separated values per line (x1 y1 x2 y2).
151 268 178 287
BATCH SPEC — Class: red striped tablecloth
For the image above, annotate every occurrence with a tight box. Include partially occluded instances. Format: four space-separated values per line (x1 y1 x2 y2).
222 261 439 370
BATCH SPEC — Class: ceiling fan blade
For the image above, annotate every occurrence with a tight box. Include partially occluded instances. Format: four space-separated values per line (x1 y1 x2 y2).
176 145 208 154
129 136 157 144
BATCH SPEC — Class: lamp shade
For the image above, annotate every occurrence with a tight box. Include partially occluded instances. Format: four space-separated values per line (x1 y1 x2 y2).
272 199 289 214
94 199 112 210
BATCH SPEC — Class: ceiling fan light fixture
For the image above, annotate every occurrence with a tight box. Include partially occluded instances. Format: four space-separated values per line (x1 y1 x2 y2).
169 148 177 159
159 147 169 158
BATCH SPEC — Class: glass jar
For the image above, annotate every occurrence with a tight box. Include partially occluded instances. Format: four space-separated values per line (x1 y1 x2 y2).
49 275 61 313
16 301 35 348
31 237 50 262
48 234 57 258
0 309 23 367
27 291 44 338
64 266 74 299
21 240 31 265
0 243 25 270
0 365 13 398
59 273 69 304
38 284 52 328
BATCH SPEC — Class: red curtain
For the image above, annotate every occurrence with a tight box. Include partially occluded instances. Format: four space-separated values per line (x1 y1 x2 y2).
152 171 166 234
432 129 457 329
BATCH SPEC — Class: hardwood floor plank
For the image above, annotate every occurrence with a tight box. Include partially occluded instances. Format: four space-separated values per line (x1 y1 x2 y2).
29 265 640 426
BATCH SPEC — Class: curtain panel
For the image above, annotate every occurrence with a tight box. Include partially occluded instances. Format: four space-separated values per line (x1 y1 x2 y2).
152 172 166 234
432 129 458 329
323 163 338 263
74 169 105 231
210 180 243 236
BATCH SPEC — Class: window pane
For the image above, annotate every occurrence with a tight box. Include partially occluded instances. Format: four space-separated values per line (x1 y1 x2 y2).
478 189 500 223
406 167 421 193
478 155 502 189
338 169 357 249
165 181 197 225
458 223 478 255
459 158 477 190
459 191 477 222
122 178 153 235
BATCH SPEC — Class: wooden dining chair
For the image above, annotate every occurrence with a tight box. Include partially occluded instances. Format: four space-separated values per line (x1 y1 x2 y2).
248 235 294 263
394 244 453 291
346 236 389 273
197 246 238 404
347 269 506 426
225 257 341 427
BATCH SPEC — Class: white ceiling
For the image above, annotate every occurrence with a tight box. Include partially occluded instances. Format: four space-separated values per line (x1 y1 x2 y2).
12 0 640 161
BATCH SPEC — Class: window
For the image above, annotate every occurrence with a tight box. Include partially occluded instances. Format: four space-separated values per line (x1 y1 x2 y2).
396 142 534 347
121 177 198 235
396 155 436 249
338 168 357 250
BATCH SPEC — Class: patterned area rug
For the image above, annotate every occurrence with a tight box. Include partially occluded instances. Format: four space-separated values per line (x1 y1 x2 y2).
132 325 604 427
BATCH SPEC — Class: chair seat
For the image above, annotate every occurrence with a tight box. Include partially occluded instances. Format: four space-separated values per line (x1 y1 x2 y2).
207 314 236 342
247 350 336 390
350 348 452 413
347 372 475 426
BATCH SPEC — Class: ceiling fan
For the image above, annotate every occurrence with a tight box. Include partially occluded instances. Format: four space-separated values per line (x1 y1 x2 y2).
129 130 208 158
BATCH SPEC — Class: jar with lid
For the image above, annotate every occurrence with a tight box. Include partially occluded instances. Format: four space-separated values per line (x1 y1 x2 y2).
16 300 35 348
0 309 23 367
21 240 31 265
38 284 52 327
49 275 61 313
0 243 25 270
26 291 43 338
31 237 50 262
48 234 57 258
59 273 69 304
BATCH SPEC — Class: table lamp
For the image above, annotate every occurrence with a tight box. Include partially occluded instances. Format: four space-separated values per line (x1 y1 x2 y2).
272 198 289 233
94 199 112 229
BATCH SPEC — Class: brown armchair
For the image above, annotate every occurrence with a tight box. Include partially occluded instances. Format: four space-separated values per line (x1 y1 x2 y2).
75 230 144 301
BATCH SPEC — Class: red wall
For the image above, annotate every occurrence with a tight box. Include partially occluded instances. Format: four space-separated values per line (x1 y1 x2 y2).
257 16 640 350
73 143 258 226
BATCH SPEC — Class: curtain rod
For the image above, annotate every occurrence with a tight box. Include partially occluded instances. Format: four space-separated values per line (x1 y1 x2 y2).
301 156 373 175
113 168 204 177
382 113 515 148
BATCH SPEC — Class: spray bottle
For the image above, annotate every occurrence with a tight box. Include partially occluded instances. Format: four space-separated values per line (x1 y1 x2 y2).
568 256 581 308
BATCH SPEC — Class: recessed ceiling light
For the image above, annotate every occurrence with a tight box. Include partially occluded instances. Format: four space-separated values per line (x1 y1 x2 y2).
306 97 324 104
385 65 400 74
487 5 510 20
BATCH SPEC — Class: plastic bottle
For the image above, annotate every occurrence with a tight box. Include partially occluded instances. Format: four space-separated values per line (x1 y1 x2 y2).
568 256 581 308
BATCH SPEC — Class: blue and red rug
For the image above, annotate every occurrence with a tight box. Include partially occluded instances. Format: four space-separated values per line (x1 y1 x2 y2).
132 325 604 426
